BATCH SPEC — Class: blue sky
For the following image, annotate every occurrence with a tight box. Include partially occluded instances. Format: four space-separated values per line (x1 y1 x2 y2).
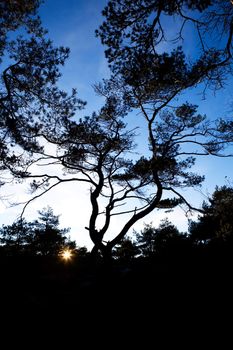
0 0 232 249
40 0 109 114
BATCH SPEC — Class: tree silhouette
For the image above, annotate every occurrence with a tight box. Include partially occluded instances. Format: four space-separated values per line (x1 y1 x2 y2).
135 219 187 258
29 207 75 256
7 0 233 262
0 0 83 188
0 218 32 256
134 223 158 258
113 235 139 262
0 207 75 256
189 186 233 244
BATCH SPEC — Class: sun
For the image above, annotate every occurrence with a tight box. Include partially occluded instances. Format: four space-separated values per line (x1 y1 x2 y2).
61 249 72 261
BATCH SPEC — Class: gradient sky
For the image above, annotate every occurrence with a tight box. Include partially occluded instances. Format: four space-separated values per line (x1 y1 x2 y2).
0 0 232 249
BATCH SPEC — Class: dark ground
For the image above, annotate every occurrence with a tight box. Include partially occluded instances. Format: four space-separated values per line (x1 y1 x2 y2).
0 251 232 345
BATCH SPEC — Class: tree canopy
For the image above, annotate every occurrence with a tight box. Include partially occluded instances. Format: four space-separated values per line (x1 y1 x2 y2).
189 185 233 244
96 0 233 89
0 0 83 188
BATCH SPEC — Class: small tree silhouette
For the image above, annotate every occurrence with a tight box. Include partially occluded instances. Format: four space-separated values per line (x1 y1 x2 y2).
189 186 233 244
0 207 75 256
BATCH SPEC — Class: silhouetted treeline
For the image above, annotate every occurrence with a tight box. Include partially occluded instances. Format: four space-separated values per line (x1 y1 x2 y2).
0 187 232 318
0 206 76 256
1 186 233 265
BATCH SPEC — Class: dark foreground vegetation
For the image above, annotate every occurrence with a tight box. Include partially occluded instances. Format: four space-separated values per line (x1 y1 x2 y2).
1 213 232 343
1 186 233 325
1 241 232 338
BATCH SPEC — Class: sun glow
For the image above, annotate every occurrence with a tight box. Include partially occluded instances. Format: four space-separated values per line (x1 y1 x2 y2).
61 249 72 261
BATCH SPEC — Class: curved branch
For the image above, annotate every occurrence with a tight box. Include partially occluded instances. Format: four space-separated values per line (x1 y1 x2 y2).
165 187 205 214
108 171 162 248
18 180 62 219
